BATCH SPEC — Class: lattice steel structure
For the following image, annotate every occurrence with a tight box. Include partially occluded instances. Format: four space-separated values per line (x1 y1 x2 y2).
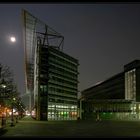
22 10 64 113
22 9 64 96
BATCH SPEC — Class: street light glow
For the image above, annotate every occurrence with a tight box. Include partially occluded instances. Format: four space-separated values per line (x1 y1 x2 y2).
1 84 6 88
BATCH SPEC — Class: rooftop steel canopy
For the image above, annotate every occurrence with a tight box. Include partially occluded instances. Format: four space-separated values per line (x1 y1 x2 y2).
22 9 64 94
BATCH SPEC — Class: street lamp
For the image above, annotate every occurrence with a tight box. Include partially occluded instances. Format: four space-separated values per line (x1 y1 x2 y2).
0 64 1 79
1 78 6 91
11 97 16 127
1 84 6 88
0 80 7 128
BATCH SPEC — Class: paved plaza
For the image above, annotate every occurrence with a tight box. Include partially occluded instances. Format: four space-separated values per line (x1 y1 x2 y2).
1 116 140 138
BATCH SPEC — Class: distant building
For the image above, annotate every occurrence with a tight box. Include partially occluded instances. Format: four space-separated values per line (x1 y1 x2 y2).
81 60 140 120
23 10 79 120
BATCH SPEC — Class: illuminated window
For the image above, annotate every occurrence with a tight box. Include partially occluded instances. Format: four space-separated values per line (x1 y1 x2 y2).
125 69 136 100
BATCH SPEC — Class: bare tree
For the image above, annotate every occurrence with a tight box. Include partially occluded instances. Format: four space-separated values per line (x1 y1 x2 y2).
0 64 14 83
0 63 17 98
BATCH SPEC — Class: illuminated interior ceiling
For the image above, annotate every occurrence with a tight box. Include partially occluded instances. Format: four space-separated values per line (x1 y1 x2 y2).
22 9 64 93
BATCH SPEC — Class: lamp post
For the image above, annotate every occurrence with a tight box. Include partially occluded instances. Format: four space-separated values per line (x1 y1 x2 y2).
0 64 1 79
10 97 15 127
0 80 7 127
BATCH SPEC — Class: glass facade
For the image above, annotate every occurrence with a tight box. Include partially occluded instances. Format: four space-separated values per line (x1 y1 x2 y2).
23 10 37 93
81 60 140 121
37 46 78 120
48 103 77 120
23 9 79 120
125 69 136 101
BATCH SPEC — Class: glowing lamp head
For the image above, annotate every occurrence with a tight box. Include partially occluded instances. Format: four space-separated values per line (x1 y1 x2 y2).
1 84 6 88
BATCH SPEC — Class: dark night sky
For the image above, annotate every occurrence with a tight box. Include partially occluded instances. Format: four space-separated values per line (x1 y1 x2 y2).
0 3 140 96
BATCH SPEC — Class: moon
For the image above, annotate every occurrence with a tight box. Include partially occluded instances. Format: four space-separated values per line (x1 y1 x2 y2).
10 36 16 42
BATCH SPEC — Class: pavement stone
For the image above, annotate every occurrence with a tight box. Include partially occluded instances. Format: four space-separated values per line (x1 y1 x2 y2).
1 116 140 138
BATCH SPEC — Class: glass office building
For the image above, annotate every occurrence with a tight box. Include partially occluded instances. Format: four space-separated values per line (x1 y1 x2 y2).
22 10 79 120
81 60 140 120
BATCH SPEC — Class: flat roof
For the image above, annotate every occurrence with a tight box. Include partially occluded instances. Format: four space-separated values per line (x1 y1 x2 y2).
82 72 124 93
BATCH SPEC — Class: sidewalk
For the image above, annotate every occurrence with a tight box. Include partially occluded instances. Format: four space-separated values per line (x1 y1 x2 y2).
0 115 23 136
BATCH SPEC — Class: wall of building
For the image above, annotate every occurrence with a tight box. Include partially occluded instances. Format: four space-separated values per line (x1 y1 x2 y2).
81 60 140 121
136 67 140 102
47 46 78 120
82 72 125 100
35 46 79 121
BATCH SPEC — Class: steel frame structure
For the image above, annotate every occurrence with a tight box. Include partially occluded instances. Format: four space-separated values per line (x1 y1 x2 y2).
22 9 64 96
22 9 64 111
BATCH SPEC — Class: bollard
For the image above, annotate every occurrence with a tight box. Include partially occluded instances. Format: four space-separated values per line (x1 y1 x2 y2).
10 118 15 127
